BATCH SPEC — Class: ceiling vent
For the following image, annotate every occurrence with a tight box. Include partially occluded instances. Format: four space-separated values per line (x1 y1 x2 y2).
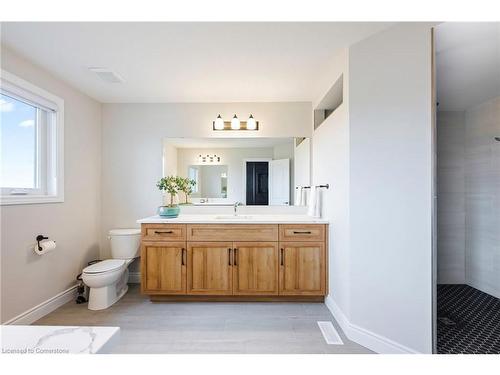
88 67 124 83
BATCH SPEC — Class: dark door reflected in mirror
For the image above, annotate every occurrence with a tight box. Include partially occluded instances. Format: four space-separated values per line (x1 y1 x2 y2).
246 161 269 205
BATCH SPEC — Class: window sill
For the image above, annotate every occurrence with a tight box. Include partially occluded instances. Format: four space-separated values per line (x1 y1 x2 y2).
0 194 64 206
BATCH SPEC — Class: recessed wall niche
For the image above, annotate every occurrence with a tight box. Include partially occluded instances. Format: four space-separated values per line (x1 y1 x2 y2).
314 74 343 130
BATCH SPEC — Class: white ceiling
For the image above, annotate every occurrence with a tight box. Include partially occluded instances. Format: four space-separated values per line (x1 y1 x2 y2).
1 22 392 103
436 22 500 111
166 137 294 149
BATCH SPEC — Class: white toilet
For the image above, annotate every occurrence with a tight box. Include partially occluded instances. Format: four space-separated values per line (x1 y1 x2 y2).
82 229 141 310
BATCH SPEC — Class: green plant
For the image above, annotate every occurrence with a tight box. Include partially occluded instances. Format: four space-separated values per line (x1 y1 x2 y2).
177 177 196 204
156 176 179 206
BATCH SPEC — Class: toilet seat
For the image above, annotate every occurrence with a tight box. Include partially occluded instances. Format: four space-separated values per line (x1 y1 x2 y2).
83 259 126 274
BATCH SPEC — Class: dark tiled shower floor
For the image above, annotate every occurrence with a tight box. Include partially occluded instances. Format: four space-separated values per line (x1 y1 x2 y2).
437 284 500 354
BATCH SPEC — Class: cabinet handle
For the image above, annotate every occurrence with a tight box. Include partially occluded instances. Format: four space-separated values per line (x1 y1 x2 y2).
293 231 312 234
228 248 232 266
280 248 284 266
234 248 238 266
154 230 173 234
181 248 186 266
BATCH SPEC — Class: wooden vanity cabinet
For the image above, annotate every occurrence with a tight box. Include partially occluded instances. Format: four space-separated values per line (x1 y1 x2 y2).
279 242 326 295
141 241 186 294
186 241 279 296
140 223 327 300
232 242 279 295
187 242 233 295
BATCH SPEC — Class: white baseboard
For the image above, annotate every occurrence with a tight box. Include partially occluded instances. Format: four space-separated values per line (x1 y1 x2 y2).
324 295 421 354
128 272 141 284
4 285 78 325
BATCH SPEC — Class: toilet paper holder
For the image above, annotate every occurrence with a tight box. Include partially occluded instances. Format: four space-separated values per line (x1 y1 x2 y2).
36 235 49 251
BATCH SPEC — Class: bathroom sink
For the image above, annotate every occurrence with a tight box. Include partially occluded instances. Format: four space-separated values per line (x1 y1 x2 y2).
214 215 254 220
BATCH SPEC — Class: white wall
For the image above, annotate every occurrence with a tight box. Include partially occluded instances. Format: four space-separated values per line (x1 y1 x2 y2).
294 138 311 188
200 165 226 198
312 48 352 319
437 111 466 284
273 141 295 203
465 96 500 298
101 102 311 259
163 141 178 183
314 24 434 354
348 23 433 353
0 46 102 323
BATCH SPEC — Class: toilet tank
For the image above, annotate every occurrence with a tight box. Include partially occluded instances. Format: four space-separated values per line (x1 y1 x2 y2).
109 229 141 259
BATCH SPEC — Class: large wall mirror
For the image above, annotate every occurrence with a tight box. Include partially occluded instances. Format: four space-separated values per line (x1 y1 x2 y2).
163 137 311 206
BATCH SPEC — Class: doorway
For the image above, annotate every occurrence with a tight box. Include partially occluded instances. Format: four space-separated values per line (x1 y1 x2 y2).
434 22 500 354
246 161 269 205
244 158 291 206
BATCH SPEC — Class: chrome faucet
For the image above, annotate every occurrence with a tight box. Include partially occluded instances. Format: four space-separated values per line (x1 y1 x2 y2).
233 201 242 216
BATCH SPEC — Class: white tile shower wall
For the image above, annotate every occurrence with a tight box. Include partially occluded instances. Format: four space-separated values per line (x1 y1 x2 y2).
437 111 466 284
465 97 500 298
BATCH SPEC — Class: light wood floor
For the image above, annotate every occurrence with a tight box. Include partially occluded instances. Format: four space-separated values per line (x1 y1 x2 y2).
34 284 372 354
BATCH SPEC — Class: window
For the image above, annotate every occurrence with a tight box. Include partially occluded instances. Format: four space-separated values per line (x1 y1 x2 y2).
188 166 199 193
0 70 64 205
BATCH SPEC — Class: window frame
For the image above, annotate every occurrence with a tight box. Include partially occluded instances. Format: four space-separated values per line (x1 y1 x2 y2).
1 70 64 205
188 166 200 193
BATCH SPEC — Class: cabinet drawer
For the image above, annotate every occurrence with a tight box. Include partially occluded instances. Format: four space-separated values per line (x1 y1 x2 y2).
187 224 278 242
279 224 325 241
141 224 186 241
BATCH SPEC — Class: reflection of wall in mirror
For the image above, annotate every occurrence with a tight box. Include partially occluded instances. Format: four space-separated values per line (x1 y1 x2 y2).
294 138 311 187
273 141 295 204
163 142 178 177
200 165 227 198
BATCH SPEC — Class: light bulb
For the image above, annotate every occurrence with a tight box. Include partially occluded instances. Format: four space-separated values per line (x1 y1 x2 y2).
231 114 240 130
214 114 224 130
246 114 257 130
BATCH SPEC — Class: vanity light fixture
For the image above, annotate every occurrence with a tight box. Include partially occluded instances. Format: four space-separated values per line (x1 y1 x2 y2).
214 114 224 130
212 114 259 131
231 114 240 130
198 154 221 163
246 114 257 130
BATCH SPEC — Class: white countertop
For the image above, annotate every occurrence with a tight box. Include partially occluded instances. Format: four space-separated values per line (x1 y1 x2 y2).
137 214 329 224
191 202 233 206
1 325 120 354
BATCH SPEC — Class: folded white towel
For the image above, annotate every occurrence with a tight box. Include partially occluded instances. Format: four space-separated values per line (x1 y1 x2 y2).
301 188 307 207
314 188 322 218
307 186 323 218
294 186 303 206
307 186 317 216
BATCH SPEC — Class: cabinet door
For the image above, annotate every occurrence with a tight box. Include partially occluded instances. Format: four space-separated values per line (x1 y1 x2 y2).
141 241 186 294
187 242 233 295
279 242 325 295
233 242 279 295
